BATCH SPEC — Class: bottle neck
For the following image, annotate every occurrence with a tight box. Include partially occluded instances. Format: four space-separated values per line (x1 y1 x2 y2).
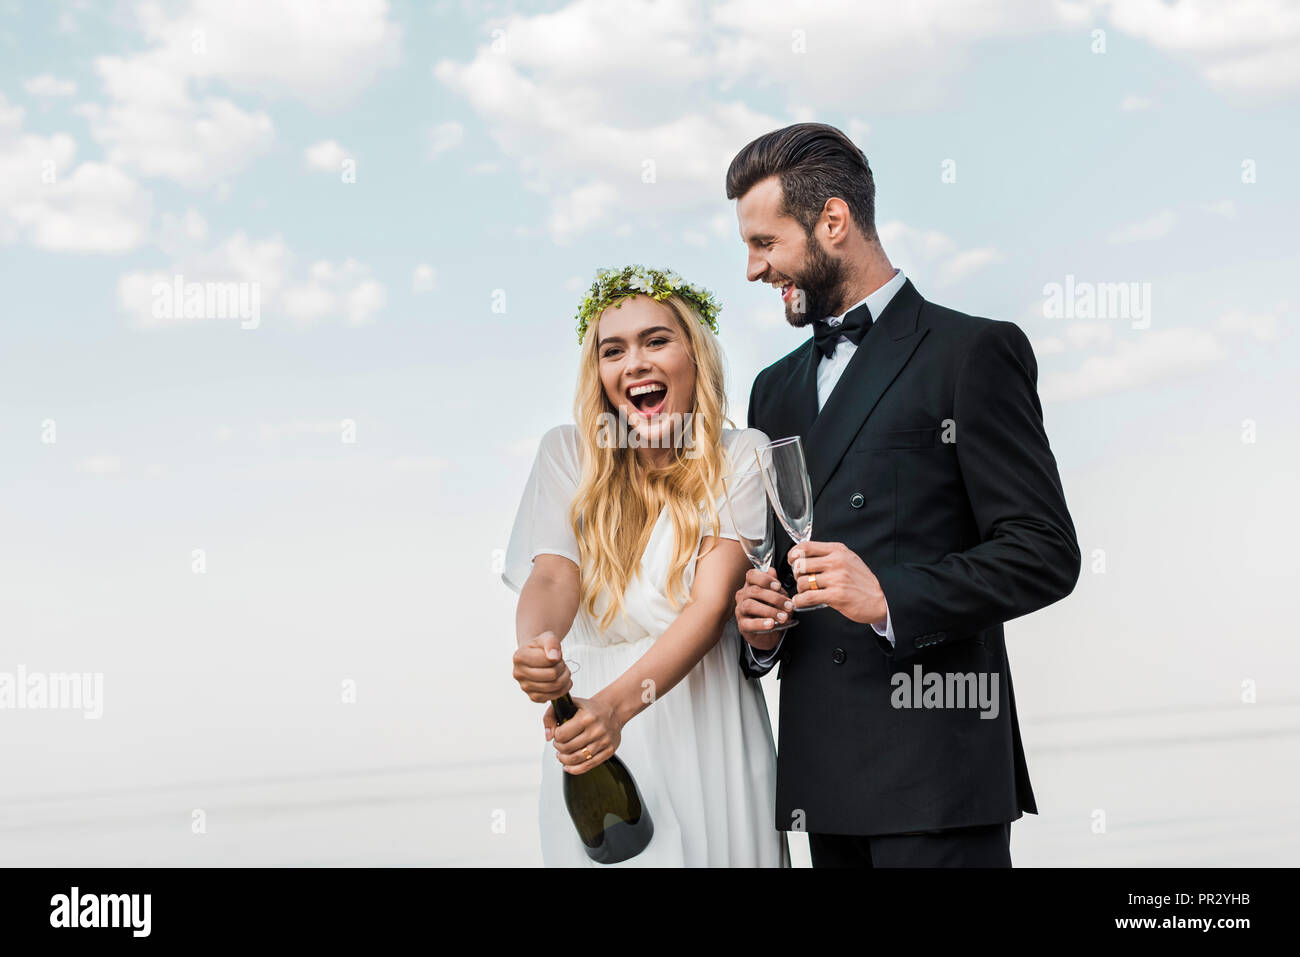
552 692 578 724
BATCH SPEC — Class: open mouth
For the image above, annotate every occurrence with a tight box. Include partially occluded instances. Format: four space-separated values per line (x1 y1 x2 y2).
776 281 795 302
626 380 668 416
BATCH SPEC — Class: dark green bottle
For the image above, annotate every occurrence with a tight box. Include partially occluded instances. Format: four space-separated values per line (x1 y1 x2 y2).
552 693 654 864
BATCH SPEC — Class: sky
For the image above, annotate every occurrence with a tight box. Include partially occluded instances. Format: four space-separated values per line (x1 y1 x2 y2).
1 0 1297 865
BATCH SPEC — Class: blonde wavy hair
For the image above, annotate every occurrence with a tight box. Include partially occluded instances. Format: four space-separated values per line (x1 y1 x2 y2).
569 294 734 630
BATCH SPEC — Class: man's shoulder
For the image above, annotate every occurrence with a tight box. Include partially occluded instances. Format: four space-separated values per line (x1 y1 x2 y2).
919 298 1030 353
752 338 812 388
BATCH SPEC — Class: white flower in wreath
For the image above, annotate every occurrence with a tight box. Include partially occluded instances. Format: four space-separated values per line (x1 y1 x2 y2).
628 273 655 295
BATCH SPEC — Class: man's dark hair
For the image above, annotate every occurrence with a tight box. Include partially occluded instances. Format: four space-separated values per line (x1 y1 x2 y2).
725 123 876 240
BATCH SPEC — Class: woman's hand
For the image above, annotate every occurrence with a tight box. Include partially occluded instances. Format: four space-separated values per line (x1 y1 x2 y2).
512 631 572 702
734 567 793 650
543 692 624 775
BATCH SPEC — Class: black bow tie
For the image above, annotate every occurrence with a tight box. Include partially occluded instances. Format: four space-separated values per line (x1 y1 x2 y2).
812 302 873 359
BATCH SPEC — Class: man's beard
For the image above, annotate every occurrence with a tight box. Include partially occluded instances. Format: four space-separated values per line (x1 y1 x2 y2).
783 234 848 328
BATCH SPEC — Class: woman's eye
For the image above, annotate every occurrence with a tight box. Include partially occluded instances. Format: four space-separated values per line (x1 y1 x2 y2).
601 349 619 359
648 337 667 346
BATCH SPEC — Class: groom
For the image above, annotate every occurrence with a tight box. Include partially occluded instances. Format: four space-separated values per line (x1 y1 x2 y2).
726 123 1080 867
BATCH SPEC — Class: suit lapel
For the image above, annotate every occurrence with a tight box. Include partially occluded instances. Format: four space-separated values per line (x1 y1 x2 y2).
805 279 928 508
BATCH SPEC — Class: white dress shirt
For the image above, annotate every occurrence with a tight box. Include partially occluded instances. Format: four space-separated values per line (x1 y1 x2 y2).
748 268 907 669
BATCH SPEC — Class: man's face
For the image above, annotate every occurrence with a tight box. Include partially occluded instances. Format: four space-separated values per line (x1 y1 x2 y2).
735 175 847 327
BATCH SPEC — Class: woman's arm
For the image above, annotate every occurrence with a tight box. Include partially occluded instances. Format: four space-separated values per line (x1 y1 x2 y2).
515 554 581 649
604 536 747 723
511 554 581 702
548 537 749 771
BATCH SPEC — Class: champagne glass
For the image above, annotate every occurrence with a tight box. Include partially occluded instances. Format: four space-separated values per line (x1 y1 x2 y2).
722 467 799 633
755 436 827 611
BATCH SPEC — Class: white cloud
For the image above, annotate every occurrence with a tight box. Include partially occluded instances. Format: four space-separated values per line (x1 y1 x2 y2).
434 0 782 242
10 162 152 252
24 74 77 98
1030 335 1066 356
710 0 1065 110
0 95 151 252
428 121 463 158
436 0 1300 248
1094 0 1300 97
1108 209 1178 243
133 0 401 108
549 181 619 244
81 0 400 186
304 140 353 172
1118 93 1153 111
80 54 274 187
344 278 387 325
941 246 1006 285
157 208 210 253
875 221 1003 288
1202 199 1237 218
118 231 387 328
1064 321 1116 350
1040 327 1227 402
434 0 1114 244
412 264 437 293
1216 309 1284 343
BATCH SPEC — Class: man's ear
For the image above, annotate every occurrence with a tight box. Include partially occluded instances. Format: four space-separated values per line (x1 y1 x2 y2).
821 197 853 247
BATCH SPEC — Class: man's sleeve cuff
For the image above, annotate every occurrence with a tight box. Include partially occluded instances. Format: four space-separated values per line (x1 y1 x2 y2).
870 607 895 647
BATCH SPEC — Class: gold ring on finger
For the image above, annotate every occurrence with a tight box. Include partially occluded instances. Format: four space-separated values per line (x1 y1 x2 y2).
809 574 818 590
583 747 592 761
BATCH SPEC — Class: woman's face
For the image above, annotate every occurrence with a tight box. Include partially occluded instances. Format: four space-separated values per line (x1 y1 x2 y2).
594 296 697 456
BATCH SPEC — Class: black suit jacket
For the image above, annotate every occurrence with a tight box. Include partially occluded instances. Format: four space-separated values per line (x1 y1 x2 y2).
742 278 1080 836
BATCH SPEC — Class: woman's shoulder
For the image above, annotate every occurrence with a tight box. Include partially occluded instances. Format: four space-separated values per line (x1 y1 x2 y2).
534 423 582 470
540 422 578 443
538 422 579 451
720 426 771 461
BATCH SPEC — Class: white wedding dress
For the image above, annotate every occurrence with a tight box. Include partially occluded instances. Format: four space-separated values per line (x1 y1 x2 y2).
503 424 789 867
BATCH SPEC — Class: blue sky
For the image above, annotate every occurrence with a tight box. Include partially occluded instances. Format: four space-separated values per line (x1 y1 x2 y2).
1 0 1297 863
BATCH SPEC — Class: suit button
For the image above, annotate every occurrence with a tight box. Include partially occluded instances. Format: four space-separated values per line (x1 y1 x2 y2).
831 647 846 665
850 492 864 508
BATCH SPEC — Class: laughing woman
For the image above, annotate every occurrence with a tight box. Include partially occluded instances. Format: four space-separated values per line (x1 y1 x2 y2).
502 266 788 867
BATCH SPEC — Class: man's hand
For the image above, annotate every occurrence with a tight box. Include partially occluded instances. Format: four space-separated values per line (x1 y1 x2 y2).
511 630 572 702
789 541 888 627
734 567 793 650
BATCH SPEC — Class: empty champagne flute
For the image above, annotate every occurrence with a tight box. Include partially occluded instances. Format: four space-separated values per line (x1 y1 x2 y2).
755 436 828 611
722 467 799 633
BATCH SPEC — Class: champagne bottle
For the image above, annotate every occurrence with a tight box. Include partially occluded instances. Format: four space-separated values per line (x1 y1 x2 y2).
552 692 654 864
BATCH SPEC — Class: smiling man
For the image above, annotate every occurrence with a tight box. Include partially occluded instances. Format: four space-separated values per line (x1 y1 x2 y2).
726 123 1081 868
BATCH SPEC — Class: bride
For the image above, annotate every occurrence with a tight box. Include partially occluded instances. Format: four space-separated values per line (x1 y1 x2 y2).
502 265 788 867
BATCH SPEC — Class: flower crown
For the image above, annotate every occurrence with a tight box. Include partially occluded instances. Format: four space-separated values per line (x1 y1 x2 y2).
575 265 721 345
